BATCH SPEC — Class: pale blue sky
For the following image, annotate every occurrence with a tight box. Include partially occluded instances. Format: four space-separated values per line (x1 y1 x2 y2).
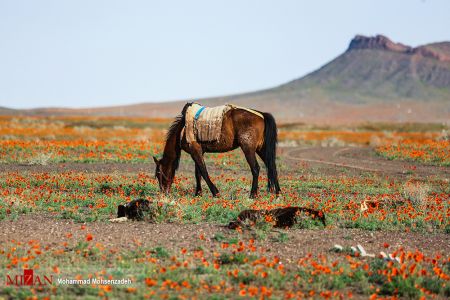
1 0 449 109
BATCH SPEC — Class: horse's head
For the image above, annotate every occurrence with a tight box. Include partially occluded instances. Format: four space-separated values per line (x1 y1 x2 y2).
153 156 173 193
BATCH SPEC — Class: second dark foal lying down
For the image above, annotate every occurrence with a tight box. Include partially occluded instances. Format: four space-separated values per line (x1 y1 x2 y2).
115 200 325 229
228 207 326 229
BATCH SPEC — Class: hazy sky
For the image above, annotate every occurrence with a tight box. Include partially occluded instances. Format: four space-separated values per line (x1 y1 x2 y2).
1 0 449 109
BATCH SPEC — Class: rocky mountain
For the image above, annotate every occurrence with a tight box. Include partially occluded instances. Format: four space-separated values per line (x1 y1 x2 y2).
281 34 450 104
3 35 450 124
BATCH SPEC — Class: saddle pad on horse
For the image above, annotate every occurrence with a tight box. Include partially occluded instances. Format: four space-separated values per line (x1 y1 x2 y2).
185 103 232 143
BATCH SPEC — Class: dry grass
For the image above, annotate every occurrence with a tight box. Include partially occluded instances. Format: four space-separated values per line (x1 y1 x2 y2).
27 152 53 165
402 181 431 209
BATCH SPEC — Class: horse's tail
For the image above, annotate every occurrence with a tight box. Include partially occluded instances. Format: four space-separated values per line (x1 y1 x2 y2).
261 112 280 194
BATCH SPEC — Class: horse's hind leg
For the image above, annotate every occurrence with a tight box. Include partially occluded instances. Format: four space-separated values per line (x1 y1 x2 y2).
257 149 280 194
256 149 270 191
189 142 219 197
242 148 260 198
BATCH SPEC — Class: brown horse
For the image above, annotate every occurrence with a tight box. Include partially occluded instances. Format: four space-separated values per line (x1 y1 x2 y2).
153 103 280 198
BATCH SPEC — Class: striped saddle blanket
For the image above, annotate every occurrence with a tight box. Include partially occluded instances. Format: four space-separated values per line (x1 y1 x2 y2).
185 103 264 144
185 103 232 143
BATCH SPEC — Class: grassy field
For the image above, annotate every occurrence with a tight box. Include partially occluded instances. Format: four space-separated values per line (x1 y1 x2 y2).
1 169 449 231
0 116 449 299
1 116 449 165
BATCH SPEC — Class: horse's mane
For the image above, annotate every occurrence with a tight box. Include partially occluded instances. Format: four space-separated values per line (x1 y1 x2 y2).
165 115 183 143
164 102 192 171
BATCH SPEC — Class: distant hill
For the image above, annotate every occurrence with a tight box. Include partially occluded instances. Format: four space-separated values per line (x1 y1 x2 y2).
3 35 450 124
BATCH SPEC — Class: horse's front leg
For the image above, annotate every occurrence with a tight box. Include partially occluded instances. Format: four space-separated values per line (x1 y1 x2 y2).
194 163 202 196
190 143 219 197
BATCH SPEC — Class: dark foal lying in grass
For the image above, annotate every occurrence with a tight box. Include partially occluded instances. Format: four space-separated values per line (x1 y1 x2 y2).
228 207 326 229
117 198 153 221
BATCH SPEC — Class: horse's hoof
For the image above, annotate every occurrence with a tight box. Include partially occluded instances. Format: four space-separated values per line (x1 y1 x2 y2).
195 191 202 196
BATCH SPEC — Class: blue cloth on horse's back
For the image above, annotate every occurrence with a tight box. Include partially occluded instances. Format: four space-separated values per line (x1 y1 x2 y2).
194 106 205 120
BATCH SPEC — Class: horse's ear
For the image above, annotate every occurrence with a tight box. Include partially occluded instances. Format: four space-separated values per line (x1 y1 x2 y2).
153 156 159 164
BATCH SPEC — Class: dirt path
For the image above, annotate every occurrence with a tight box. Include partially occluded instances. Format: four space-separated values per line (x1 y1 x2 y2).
0 147 447 180
0 162 156 174
1 214 448 263
282 146 450 179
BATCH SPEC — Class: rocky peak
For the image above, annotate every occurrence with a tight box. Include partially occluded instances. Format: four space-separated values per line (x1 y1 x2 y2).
348 34 411 52
347 34 450 62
